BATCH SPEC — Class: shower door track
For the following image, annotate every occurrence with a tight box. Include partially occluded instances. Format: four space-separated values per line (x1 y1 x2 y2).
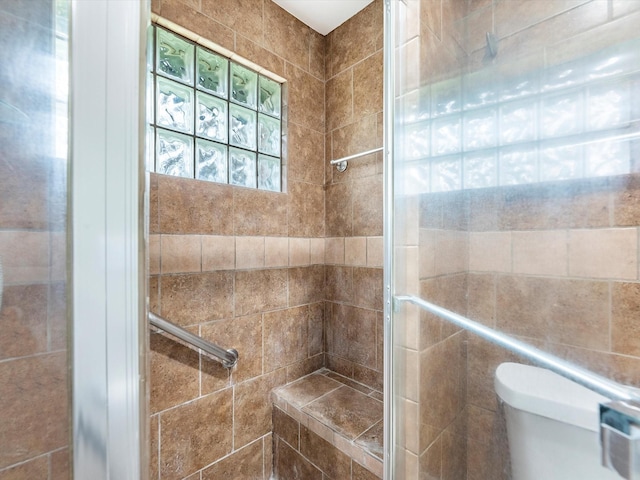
395 294 640 403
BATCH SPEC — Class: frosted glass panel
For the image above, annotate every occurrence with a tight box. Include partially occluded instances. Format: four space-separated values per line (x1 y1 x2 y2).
258 113 280 156
197 47 228 98
258 154 281 192
157 27 194 85
231 62 257 108
157 128 194 178
196 91 227 142
157 77 193 134
196 139 227 183
259 76 281 118
230 104 257 150
229 147 257 188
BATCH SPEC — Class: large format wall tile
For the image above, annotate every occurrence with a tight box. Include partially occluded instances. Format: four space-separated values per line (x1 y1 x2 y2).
200 437 265 480
160 271 234 326
160 388 233 480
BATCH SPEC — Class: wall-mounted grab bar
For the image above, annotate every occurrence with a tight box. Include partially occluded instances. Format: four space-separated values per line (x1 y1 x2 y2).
395 294 640 403
330 146 383 172
148 312 238 368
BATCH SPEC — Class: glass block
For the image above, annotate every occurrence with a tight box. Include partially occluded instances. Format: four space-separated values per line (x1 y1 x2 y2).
587 82 630 131
229 104 257 150
588 43 640 78
156 27 194 85
464 70 498 109
403 121 430 160
147 26 154 72
542 92 583 139
197 47 228 98
431 79 461 116
258 155 281 191
196 91 227 142
463 109 497 150
500 72 539 101
499 147 537 186
146 125 155 172
258 113 280 156
231 62 257 108
586 140 630 177
196 139 227 183
229 147 257 188
399 89 431 123
157 77 193 134
156 129 193 178
259 76 281 118
540 145 583 181
500 101 537 144
463 151 497 189
146 72 154 124
542 60 584 92
431 116 461 155
431 155 461 192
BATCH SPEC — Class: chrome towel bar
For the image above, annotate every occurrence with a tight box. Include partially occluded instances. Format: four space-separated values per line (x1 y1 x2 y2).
330 146 384 172
149 312 238 368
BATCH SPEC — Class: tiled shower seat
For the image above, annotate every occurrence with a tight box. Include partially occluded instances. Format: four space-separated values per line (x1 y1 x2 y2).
271 369 383 479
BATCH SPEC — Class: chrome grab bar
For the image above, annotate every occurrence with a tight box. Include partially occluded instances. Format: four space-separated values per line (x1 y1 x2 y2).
395 295 640 403
148 312 238 368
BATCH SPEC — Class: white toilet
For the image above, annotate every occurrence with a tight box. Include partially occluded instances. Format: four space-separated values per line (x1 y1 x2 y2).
495 362 622 480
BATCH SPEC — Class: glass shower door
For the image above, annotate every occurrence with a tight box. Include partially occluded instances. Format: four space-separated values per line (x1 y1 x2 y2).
387 0 640 478
0 1 71 476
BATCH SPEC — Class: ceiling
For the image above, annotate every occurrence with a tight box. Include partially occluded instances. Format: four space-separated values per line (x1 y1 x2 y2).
272 0 375 35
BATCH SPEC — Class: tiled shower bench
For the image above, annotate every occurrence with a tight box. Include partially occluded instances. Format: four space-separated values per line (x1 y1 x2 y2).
271 369 384 479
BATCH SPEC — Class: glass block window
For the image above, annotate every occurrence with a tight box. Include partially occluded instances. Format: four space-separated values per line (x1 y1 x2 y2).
148 24 283 191
399 38 640 194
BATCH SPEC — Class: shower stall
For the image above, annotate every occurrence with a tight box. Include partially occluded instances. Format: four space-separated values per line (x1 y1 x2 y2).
4 0 640 478
386 0 640 479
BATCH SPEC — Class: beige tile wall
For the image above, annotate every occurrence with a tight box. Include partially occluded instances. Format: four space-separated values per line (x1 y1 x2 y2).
149 0 385 478
323 0 385 392
149 0 326 476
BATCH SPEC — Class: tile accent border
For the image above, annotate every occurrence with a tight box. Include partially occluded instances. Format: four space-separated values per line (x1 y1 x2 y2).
149 235 383 275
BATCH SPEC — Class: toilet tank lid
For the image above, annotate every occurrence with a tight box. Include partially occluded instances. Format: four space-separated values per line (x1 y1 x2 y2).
495 362 610 432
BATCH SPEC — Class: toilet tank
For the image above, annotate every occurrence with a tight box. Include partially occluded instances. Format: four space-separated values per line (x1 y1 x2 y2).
495 362 621 480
